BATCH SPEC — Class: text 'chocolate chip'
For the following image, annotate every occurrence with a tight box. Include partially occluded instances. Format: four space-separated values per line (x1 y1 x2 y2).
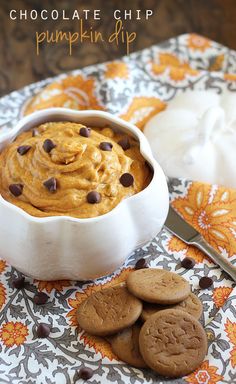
43 139 56 153
87 191 101 204
80 127 91 137
17 145 31 155
119 173 134 187
99 142 113 151
43 177 57 192
36 323 51 338
9 184 23 197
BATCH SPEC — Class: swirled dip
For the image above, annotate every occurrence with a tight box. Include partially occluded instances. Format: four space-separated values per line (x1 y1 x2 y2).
0 122 151 218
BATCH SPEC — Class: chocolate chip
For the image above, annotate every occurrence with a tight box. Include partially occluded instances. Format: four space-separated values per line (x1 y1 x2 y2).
119 173 134 187
199 276 213 289
33 292 49 305
99 142 113 151
32 128 40 137
9 184 23 197
77 367 94 380
17 145 31 155
135 258 148 270
36 323 51 338
118 137 131 150
87 191 101 204
80 127 91 138
43 177 57 192
43 139 56 153
12 276 25 289
181 257 196 269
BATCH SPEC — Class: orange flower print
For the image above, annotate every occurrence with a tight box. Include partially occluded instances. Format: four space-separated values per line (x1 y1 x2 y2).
186 360 223 384
225 319 236 345
151 52 199 82
224 73 236 82
105 62 129 79
209 54 225 71
35 280 71 293
24 74 104 115
120 97 166 130
0 259 6 273
67 268 132 360
188 34 211 52
172 183 236 258
0 283 6 311
230 347 236 368
213 287 233 308
0 322 28 347
167 235 207 263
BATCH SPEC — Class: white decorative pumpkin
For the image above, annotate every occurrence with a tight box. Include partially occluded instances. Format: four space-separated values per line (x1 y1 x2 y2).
144 90 236 188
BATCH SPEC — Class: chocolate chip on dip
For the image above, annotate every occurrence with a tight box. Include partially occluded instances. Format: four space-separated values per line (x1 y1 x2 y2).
99 142 113 151
120 173 134 187
0 122 151 218
9 183 23 197
79 127 91 138
43 177 57 192
87 191 101 204
43 139 56 153
17 145 31 155
118 137 131 150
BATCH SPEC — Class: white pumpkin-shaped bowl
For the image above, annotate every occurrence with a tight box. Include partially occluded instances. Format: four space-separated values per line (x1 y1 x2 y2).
144 90 236 189
0 109 169 281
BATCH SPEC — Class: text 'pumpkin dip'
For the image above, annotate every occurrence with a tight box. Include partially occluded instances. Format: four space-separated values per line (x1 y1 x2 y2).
0 122 152 218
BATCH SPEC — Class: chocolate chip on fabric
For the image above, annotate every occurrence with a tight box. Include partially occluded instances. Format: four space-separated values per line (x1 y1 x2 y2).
12 277 25 289
199 276 213 289
36 323 51 338
33 292 49 305
79 127 91 138
99 142 113 151
119 173 134 187
135 258 148 270
77 367 94 380
43 139 56 153
181 257 196 269
87 191 101 204
43 177 57 192
17 145 31 155
9 184 23 197
118 137 131 150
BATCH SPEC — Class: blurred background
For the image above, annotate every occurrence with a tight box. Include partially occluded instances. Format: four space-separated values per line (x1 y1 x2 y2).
0 0 236 96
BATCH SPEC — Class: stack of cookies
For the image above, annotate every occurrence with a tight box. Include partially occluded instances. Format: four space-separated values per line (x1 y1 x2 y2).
77 268 208 378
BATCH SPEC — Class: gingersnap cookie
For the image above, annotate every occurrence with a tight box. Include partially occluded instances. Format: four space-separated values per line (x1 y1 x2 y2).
77 285 142 336
110 323 147 368
139 309 207 377
127 268 190 304
141 292 203 321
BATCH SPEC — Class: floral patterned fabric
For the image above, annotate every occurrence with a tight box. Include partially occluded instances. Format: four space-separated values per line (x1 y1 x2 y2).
0 34 235 384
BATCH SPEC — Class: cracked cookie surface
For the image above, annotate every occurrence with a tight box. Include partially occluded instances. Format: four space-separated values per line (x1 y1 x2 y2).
127 268 190 304
141 292 203 321
77 285 142 336
139 308 207 377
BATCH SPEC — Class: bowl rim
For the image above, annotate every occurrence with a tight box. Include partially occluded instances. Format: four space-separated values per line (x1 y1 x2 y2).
0 108 164 223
